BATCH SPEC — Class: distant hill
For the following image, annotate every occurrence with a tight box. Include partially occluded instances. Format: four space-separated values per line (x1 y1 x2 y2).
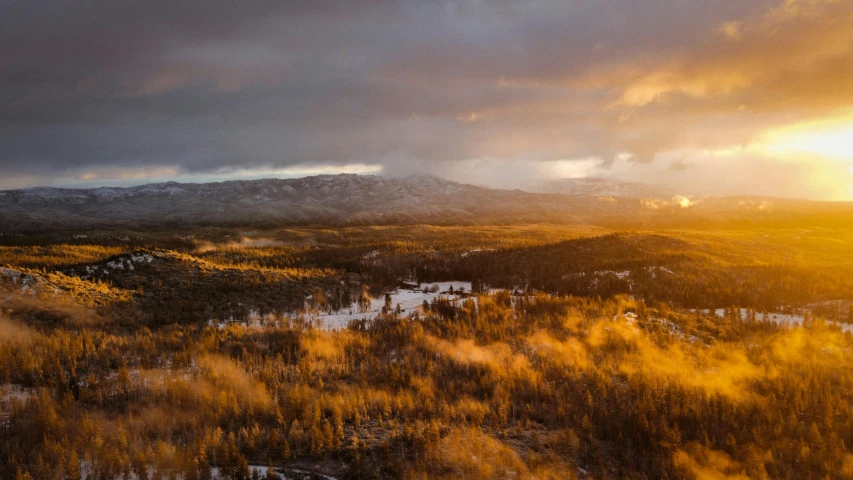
1 174 852 232
527 178 674 199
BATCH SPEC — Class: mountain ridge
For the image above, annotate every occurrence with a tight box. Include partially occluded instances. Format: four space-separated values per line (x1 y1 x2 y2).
1 174 852 232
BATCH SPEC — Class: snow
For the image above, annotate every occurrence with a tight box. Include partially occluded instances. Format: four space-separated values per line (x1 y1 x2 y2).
130 252 154 263
0 267 21 284
710 308 853 333
592 270 631 279
0 384 34 405
613 312 638 324
0 267 52 295
93 252 155 273
20 187 88 202
656 318 685 338
134 184 188 196
91 187 131 201
20 278 36 294
210 465 339 480
107 260 126 270
311 281 474 330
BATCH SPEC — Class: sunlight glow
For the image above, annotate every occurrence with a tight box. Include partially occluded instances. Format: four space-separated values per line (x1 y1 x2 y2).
762 117 853 161
549 157 602 178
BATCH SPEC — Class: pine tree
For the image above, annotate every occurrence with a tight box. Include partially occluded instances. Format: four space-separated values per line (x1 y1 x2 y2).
281 439 291 461
65 450 82 480
264 459 278 480
15 469 34 480
235 454 251 480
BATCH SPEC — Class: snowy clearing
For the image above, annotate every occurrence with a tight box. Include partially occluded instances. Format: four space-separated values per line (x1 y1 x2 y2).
708 308 853 334
310 281 474 330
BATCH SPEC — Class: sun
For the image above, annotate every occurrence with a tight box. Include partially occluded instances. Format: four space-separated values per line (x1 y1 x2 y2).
761 116 853 161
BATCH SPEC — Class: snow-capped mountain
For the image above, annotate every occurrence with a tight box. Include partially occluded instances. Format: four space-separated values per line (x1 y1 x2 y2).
0 174 849 232
0 174 593 230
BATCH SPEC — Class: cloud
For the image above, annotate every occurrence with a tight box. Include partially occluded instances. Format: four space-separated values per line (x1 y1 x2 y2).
599 147 853 200
669 159 691 171
600 0 853 113
55 163 383 188
1 0 851 197
718 21 744 41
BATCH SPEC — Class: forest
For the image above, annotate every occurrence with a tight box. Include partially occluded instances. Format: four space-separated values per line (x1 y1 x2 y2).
2 224 853 479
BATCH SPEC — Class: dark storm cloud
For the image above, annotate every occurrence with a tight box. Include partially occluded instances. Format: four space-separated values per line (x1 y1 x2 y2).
1 0 851 194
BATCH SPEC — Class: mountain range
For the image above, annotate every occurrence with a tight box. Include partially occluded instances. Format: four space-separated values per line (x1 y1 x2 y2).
1 174 851 232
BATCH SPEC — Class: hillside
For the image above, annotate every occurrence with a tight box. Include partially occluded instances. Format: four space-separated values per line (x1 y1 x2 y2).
3 225 853 479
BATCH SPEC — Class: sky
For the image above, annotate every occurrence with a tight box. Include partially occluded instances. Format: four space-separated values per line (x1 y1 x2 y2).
2 0 853 199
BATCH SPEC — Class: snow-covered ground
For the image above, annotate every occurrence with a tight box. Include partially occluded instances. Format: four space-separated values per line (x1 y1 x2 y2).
211 465 338 480
0 267 40 294
709 308 853 334
80 463 338 480
310 281 473 330
0 384 36 416
0 267 22 284
104 252 155 271
206 281 475 330
0 384 34 403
